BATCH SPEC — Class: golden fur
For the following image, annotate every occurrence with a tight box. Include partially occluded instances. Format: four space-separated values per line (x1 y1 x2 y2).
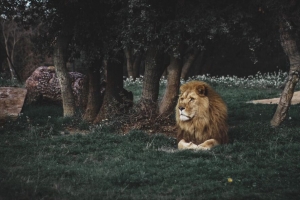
176 81 228 150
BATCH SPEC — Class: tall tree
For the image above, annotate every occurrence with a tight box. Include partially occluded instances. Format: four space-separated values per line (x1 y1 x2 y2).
1 19 21 81
74 1 134 122
124 47 142 80
180 48 200 79
251 0 300 126
93 55 131 123
14 0 80 117
139 47 166 114
51 2 77 117
234 0 300 126
0 0 31 82
271 15 300 126
159 48 183 117
156 0 247 117
83 61 102 122
53 25 75 117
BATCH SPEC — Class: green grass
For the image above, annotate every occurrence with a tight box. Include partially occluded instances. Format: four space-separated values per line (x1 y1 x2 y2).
1 82 300 199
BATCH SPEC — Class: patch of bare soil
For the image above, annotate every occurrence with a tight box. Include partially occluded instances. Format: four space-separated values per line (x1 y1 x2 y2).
121 115 177 137
118 101 177 137
247 91 300 105
61 114 177 138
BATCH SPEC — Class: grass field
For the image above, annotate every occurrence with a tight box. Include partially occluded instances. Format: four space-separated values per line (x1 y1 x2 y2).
1 72 300 200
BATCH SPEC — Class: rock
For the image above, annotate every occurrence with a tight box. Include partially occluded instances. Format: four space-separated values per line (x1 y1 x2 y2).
25 66 87 107
0 87 27 125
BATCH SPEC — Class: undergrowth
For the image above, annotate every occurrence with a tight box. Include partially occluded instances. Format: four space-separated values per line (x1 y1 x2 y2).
1 72 300 199
0 74 23 87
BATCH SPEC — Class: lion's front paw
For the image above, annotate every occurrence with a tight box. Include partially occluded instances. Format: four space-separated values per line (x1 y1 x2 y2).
196 139 219 150
186 142 198 149
178 139 198 150
196 145 210 150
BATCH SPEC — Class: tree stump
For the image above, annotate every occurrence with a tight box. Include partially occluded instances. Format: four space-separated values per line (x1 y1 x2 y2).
0 87 27 125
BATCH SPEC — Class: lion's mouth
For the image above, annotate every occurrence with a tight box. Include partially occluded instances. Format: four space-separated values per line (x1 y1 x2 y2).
179 114 192 121
179 110 194 121
180 115 191 121
180 114 190 118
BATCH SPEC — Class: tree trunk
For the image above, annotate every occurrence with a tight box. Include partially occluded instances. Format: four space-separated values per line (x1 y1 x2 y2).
124 47 134 79
2 20 18 81
133 51 142 79
124 48 142 80
5 56 18 81
181 49 200 79
159 54 182 117
94 57 132 123
83 63 102 122
53 34 76 117
270 18 300 127
139 47 165 115
4 39 18 81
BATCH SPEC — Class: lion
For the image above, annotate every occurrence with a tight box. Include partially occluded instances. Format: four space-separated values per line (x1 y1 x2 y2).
176 81 228 150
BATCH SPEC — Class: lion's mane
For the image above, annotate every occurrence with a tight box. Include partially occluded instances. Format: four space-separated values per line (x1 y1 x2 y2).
176 81 228 146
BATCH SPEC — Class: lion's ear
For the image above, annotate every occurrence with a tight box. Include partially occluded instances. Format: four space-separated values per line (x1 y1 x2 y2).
197 85 207 96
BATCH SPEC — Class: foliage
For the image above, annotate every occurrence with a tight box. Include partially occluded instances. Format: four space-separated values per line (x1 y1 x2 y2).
0 2 48 82
119 0 257 55
1 74 300 199
186 70 290 89
125 70 294 90
6 0 268 62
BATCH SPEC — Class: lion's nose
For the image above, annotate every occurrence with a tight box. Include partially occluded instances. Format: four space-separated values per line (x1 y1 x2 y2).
178 106 185 111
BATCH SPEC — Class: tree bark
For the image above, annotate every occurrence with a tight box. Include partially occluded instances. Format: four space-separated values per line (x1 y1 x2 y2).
5 55 18 81
139 47 165 115
83 63 102 122
124 48 142 80
270 18 300 127
1 20 19 81
53 34 76 117
133 51 142 79
159 54 183 117
124 47 134 79
180 49 200 79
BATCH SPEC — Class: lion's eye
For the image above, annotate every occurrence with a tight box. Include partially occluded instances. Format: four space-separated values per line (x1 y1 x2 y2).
189 97 194 102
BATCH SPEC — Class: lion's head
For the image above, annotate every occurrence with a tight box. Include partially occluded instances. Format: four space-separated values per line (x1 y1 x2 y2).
176 81 228 146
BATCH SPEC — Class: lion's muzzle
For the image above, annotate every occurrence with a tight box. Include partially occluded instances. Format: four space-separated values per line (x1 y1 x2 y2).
179 108 193 121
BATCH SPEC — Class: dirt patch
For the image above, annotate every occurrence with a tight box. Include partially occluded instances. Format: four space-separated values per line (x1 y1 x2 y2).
59 115 177 138
247 91 300 105
121 116 177 137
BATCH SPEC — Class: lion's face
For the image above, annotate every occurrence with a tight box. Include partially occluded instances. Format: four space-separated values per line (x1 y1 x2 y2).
176 83 209 122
